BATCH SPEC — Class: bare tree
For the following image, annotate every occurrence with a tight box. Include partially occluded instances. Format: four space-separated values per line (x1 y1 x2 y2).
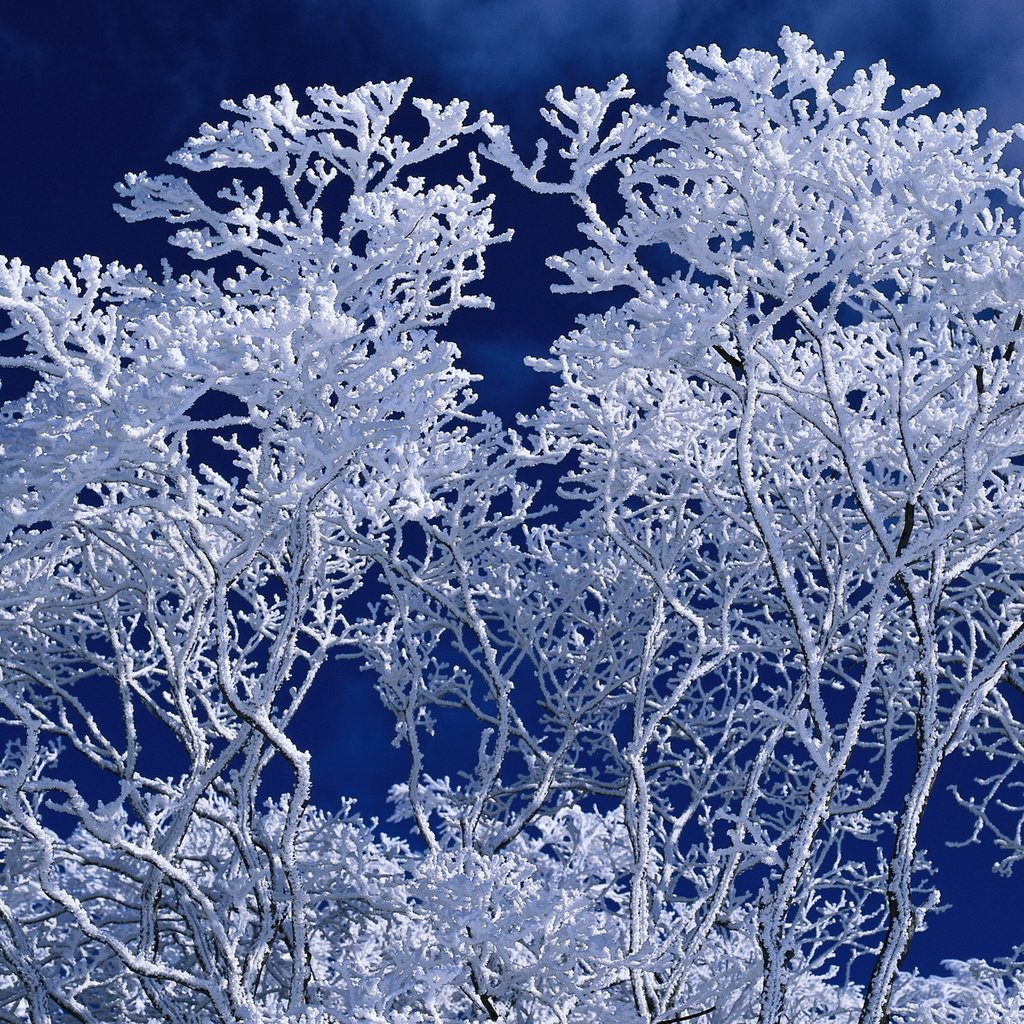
0 31 1023 1024
484 28 1024 1023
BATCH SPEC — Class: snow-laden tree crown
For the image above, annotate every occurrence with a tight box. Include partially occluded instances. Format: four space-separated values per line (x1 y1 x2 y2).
0 30 1022 1024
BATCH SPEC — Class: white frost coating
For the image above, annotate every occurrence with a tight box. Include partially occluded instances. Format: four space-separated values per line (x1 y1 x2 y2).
1 31 1024 1024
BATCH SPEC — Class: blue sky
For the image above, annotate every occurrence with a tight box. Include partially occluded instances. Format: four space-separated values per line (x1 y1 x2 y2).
2 0 1023 976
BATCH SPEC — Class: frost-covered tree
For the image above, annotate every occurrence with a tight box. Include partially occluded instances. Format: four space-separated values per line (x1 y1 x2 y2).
1 30 1023 1024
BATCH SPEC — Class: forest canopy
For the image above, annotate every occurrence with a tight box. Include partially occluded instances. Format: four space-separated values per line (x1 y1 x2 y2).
0 30 1023 1024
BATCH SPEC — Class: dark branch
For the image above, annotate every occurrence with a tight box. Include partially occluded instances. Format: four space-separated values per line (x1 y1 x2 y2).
712 344 745 378
1008 621 1024 648
657 1008 717 1024
895 502 915 557
1006 311 1021 361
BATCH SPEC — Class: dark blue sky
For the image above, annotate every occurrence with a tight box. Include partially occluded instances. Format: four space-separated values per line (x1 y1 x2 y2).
2 0 1023 977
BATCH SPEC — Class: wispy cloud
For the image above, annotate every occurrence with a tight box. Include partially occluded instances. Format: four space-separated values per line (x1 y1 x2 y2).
384 0 682 92
794 0 1024 129
0 19 48 77
297 0 724 111
94 5 251 147
295 0 1024 135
